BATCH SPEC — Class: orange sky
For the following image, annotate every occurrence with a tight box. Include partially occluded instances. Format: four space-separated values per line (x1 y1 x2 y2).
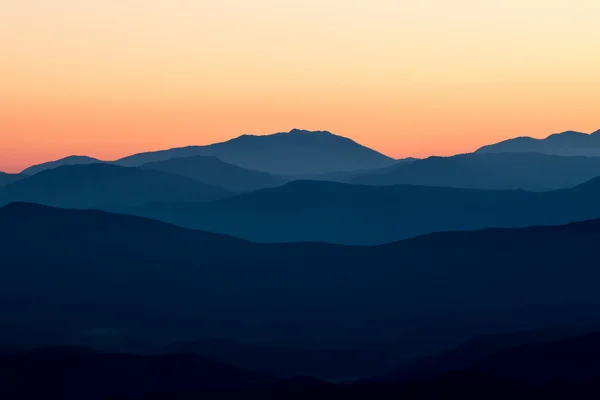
2 0 599 173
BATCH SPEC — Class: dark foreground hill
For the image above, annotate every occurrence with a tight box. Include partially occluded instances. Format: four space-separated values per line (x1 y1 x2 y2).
3 202 600 357
350 152 600 190
122 178 600 245
0 164 232 208
6 335 600 400
139 156 286 192
0 347 271 400
384 324 600 383
115 129 396 174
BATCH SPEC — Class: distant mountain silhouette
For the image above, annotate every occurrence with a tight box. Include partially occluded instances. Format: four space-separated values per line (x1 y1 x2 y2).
22 155 105 175
0 172 24 187
115 129 396 174
476 129 600 157
0 164 231 208
350 152 600 190
0 347 271 400
140 156 286 192
5 202 600 356
119 178 600 245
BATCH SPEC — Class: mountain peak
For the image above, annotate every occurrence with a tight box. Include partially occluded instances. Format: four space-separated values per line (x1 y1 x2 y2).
22 155 104 175
548 130 587 138
288 128 332 135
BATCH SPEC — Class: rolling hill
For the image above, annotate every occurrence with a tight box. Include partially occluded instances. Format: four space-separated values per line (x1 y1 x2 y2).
0 172 24 187
476 129 600 157
0 164 231 208
0 348 271 400
140 155 286 192
22 155 105 175
349 152 600 191
120 178 600 245
115 129 396 174
3 202 600 355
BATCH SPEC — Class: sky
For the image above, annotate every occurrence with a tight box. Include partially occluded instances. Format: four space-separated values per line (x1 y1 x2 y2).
1 0 599 173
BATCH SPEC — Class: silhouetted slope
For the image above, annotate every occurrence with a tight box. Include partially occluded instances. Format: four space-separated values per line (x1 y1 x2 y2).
350 152 600 190
122 178 600 245
0 172 24 187
281 158 417 183
0 347 271 400
385 325 600 383
140 155 286 192
476 129 600 157
165 339 397 380
467 332 600 386
4 203 600 353
0 164 231 208
22 155 105 175
116 129 395 174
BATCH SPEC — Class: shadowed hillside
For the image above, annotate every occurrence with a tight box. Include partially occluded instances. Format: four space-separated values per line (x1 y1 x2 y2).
0 172 24 187
3 203 600 355
0 348 271 400
0 164 231 208
140 155 286 192
350 152 600 190
120 178 600 245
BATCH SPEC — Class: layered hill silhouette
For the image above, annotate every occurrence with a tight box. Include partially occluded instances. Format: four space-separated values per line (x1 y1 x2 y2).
385 324 600 383
0 347 271 400
115 129 396 174
121 178 600 245
140 155 286 192
4 203 600 355
350 152 600 190
164 339 397 380
476 129 600 157
0 164 231 208
22 155 105 175
0 172 24 187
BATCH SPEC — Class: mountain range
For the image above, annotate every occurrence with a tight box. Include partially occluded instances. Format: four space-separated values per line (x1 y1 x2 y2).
0 164 231 208
117 177 600 245
16 128 600 193
4 202 600 354
476 129 600 157
115 129 396 174
349 151 600 191
21 155 104 175
139 155 286 193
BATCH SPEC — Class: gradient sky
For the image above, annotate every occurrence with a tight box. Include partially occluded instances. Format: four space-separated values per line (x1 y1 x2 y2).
2 0 599 172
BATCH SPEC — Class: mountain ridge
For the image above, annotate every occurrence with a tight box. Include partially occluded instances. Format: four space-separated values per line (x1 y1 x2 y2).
119 177 600 245
476 129 600 157
0 163 232 208
139 155 286 192
22 155 105 175
4 202 600 353
115 129 396 174
349 152 600 190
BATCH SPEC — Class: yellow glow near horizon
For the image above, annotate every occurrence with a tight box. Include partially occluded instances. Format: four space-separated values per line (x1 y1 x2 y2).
1 0 599 172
